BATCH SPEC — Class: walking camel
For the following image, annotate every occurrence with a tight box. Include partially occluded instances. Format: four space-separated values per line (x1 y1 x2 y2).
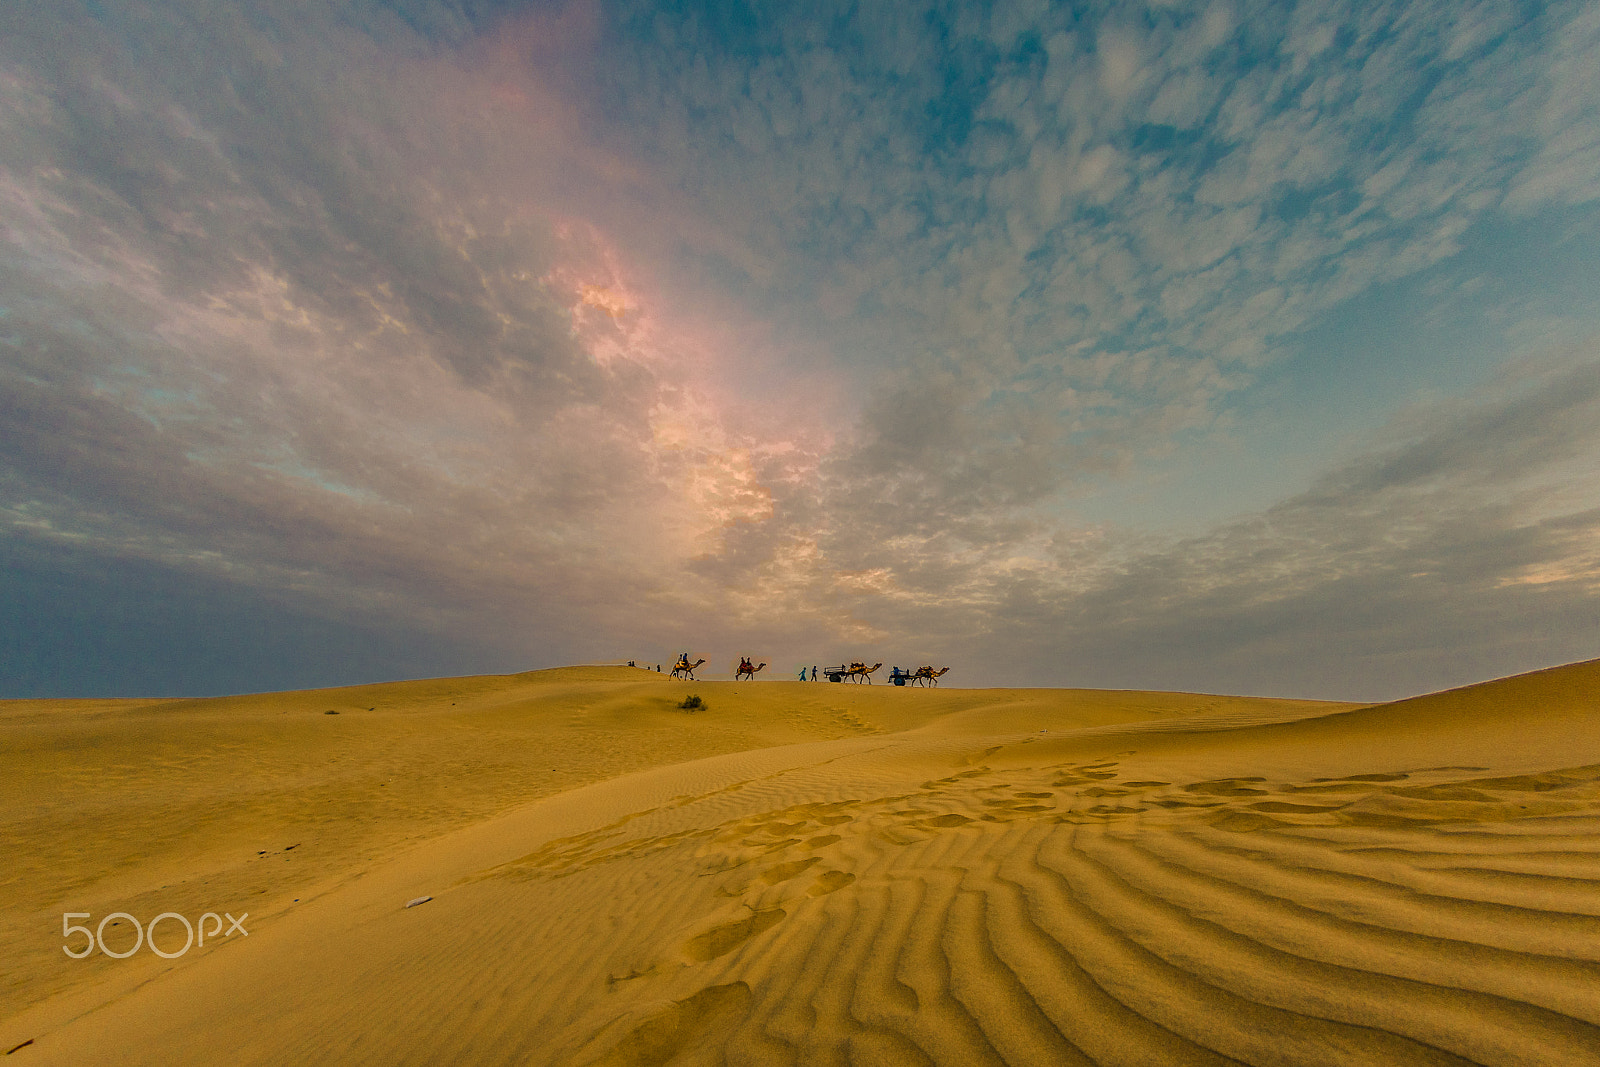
913 666 950 687
827 661 881 683
736 658 767 681
671 655 706 680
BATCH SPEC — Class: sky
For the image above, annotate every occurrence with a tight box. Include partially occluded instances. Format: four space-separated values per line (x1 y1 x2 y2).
2 0 1598 700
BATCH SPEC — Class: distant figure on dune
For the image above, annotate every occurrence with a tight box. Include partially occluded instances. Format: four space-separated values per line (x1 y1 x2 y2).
813 665 818 682
798 666 808 681
736 658 767 681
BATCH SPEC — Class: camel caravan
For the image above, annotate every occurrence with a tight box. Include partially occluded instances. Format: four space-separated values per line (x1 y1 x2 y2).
663 653 948 686
824 663 950 685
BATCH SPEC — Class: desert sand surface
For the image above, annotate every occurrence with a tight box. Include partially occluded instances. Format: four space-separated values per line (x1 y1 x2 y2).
3 660 1599 1065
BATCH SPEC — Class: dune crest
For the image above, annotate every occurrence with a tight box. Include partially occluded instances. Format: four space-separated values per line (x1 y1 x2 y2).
5 661 1599 1064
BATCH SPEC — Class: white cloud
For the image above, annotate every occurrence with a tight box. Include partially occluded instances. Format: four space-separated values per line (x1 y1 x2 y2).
1503 3 1600 210
1146 69 1218 128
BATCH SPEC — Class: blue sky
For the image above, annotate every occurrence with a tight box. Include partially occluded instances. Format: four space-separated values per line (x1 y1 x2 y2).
2 0 1597 698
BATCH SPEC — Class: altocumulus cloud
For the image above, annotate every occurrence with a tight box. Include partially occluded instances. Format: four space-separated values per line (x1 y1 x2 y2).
1 0 1597 698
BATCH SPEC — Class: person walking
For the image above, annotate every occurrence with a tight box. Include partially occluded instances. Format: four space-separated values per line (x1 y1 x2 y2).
798 666 807 681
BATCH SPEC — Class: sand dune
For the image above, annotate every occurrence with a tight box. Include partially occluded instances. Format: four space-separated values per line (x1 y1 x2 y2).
4 661 1599 1064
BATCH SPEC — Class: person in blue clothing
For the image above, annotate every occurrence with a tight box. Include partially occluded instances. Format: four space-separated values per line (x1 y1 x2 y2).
798 666 808 681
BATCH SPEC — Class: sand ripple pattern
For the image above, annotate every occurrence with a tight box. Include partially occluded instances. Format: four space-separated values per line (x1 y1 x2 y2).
11 663 1600 1067
521 761 1600 1066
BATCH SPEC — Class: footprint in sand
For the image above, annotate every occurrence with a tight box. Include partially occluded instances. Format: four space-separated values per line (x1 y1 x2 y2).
1185 777 1270 796
684 908 787 962
587 983 751 1067
1051 763 1120 785
760 857 820 885
1083 804 1145 816
808 870 855 896
1210 810 1288 832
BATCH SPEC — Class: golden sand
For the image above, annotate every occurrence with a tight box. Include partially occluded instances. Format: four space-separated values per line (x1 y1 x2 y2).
3 661 1598 1064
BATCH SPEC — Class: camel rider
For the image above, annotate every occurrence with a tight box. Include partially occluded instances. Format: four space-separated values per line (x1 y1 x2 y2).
739 657 752 675
675 653 690 672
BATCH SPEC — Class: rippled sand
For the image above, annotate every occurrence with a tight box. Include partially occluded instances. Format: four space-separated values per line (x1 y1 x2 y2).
4 660 1598 1064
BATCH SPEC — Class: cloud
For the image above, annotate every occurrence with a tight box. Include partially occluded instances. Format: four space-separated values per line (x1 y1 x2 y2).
584 0 1600 529
906 347 1600 699
2 0 1597 696
1309 359 1600 496
0 0 827 663
1502 1 1600 211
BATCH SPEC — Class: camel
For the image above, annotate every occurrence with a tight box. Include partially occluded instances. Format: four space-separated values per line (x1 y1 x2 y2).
913 666 950 687
670 656 706 680
822 662 878 682
735 659 767 681
847 662 882 683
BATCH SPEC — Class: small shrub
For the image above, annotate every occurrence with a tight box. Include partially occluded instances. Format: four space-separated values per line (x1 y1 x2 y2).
679 694 705 711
